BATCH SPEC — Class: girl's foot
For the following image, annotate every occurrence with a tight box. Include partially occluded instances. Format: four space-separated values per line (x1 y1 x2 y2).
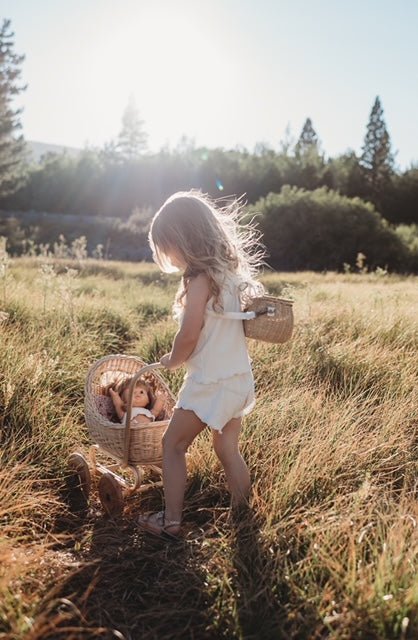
137 510 181 540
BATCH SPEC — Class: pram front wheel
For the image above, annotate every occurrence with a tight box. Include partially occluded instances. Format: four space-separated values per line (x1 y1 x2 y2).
98 472 124 516
68 452 92 500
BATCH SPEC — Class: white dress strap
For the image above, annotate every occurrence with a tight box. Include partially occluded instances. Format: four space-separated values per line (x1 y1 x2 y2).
205 309 257 321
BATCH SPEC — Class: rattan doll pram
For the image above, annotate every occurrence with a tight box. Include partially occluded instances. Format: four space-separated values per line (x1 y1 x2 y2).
68 355 175 516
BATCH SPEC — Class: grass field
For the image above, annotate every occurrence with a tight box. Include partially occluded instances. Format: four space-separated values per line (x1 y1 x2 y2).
1 258 418 640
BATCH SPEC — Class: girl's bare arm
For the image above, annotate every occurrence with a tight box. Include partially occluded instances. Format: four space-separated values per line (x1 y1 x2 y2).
161 273 210 370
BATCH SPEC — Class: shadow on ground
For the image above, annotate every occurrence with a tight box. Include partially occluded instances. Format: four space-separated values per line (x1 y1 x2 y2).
28 480 320 640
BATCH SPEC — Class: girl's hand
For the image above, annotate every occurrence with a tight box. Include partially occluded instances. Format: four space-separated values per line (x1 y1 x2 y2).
160 353 173 369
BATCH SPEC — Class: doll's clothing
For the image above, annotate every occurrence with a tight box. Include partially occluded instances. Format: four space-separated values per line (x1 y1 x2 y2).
121 407 155 425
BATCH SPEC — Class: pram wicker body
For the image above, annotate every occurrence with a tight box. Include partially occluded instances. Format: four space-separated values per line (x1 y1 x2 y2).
85 354 175 465
69 355 175 515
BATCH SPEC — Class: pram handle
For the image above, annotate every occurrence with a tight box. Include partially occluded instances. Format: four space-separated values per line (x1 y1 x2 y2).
123 362 164 466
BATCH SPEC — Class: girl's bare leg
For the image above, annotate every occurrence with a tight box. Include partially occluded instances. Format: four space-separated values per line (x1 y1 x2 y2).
212 417 251 506
161 408 205 524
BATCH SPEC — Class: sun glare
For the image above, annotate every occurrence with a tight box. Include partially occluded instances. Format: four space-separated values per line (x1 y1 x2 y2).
136 11 227 140
92 6 232 148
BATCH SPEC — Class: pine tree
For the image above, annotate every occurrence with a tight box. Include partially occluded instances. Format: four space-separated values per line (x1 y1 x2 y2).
360 96 394 204
294 118 324 189
295 118 319 158
117 95 148 160
0 19 26 197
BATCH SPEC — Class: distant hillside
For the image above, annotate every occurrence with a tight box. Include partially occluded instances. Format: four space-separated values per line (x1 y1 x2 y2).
27 140 82 162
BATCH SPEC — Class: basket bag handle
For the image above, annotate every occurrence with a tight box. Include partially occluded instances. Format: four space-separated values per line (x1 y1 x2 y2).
206 309 259 320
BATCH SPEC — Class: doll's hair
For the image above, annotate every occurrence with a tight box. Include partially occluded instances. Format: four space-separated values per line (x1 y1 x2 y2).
107 376 155 412
149 190 266 312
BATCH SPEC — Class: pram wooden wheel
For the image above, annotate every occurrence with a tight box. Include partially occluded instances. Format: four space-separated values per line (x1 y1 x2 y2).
68 452 91 500
98 472 124 516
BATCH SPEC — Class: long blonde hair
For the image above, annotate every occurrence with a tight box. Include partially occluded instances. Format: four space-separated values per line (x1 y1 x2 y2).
149 191 265 311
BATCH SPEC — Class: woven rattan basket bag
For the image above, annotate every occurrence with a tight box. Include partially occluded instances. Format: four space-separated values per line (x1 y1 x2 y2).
243 295 294 344
207 295 294 344
84 355 176 467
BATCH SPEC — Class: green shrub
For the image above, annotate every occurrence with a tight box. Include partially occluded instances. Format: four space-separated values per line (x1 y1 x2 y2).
395 224 418 272
249 186 408 271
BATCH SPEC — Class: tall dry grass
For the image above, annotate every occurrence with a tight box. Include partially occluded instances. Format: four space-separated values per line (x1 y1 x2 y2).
0 257 417 639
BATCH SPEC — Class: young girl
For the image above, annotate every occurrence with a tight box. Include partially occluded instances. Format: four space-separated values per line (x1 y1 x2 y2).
138 191 265 538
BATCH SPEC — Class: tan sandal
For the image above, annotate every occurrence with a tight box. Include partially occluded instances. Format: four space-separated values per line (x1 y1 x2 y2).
137 510 181 540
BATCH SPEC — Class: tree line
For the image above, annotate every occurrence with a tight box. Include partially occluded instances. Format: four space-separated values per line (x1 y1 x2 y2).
2 97 417 227
0 19 417 270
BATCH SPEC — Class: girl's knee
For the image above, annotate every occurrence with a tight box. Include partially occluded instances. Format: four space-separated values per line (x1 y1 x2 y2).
162 430 190 455
162 409 204 455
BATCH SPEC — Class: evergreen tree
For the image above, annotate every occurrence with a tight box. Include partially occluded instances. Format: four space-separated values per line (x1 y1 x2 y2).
117 95 148 160
295 117 319 157
0 19 27 197
294 117 324 190
360 96 394 205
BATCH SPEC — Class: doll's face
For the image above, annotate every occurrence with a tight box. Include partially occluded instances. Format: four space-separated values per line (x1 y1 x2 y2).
122 383 149 408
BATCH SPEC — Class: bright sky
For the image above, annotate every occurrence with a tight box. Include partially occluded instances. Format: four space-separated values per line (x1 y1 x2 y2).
3 0 418 168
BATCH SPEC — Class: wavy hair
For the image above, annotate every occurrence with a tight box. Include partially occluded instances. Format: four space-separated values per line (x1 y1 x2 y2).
149 190 266 312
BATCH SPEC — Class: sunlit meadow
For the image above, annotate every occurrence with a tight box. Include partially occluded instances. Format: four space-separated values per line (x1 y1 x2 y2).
1 255 417 639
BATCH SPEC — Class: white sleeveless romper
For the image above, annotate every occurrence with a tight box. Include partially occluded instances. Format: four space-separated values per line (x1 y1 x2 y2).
175 273 255 433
